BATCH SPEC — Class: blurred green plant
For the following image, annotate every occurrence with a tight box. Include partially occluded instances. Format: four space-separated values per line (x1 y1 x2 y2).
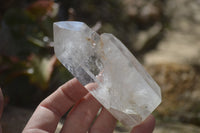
0 0 73 107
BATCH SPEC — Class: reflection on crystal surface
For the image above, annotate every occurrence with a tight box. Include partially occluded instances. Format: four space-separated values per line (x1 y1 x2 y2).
53 21 162 127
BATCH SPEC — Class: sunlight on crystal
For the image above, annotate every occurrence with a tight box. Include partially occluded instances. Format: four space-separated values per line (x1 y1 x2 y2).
53 21 161 127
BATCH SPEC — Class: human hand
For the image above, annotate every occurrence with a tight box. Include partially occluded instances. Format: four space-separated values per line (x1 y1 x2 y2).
23 78 155 133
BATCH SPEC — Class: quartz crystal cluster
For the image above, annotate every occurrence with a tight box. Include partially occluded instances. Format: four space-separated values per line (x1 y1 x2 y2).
53 21 161 127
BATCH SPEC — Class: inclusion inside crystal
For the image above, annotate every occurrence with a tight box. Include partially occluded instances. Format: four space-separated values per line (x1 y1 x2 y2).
53 21 161 127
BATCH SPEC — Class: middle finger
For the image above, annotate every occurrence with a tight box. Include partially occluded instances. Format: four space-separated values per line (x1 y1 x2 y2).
61 85 102 133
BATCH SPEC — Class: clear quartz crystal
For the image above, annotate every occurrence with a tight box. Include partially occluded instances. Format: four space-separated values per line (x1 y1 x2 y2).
53 21 161 127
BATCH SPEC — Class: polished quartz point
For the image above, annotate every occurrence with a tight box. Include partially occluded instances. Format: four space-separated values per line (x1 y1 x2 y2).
53 21 161 127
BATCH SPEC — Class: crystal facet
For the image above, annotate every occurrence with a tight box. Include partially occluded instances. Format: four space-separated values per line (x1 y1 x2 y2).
53 21 161 127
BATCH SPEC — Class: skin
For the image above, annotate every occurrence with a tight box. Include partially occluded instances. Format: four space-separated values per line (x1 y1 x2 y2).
15 78 155 133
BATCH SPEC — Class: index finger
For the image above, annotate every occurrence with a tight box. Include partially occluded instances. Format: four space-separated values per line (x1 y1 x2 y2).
23 78 88 133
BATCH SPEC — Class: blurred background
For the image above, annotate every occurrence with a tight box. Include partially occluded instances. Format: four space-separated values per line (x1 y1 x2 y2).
0 0 200 132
